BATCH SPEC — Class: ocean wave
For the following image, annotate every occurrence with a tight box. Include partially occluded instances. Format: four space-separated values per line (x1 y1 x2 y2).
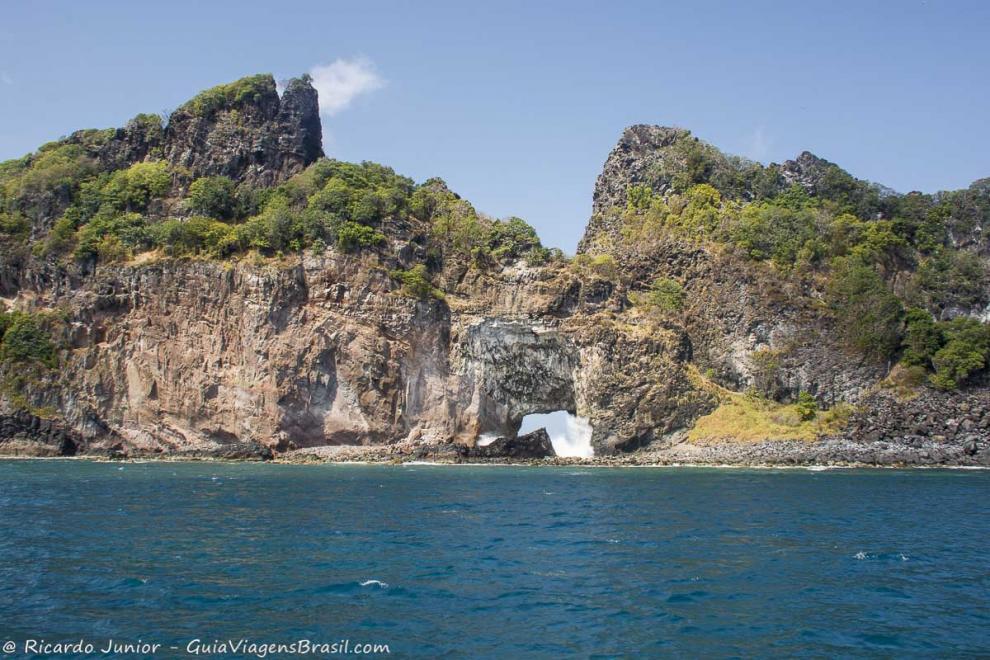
360 579 389 588
854 551 910 561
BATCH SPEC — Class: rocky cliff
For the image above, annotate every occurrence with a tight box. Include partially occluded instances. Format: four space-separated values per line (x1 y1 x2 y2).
164 74 323 187
0 76 987 465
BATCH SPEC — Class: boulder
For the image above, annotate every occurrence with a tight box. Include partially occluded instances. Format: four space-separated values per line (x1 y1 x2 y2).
469 429 556 459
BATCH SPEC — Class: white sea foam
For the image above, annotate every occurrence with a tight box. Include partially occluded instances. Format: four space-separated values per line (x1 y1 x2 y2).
518 411 595 458
855 551 909 561
359 579 388 588
477 433 500 447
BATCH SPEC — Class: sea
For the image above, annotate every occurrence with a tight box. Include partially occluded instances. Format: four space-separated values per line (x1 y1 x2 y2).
0 460 987 658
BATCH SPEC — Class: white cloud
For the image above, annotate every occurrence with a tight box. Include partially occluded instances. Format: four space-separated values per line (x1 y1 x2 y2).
743 126 771 161
308 57 384 116
0 72 13 86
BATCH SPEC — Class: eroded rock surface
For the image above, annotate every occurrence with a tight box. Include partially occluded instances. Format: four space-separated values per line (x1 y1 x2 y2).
1 77 988 465
466 428 556 459
164 75 323 187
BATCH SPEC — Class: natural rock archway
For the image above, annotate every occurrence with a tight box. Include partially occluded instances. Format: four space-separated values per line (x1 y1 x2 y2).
452 319 580 442
518 410 594 458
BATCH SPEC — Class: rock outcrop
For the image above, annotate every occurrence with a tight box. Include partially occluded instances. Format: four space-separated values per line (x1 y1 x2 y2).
1 75 988 465
840 388 990 452
164 75 323 187
12 74 321 240
0 250 703 456
0 411 81 457
579 125 692 254
466 428 556 459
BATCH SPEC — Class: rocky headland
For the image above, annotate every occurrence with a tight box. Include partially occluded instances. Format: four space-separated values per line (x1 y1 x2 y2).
1 74 987 466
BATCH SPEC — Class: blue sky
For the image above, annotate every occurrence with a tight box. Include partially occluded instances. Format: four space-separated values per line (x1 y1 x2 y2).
1 0 988 252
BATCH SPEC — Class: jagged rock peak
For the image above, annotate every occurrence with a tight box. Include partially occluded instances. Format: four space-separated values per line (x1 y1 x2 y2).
278 76 324 167
576 124 905 254
164 73 324 187
590 125 692 216
778 151 839 192
38 74 324 191
578 124 698 254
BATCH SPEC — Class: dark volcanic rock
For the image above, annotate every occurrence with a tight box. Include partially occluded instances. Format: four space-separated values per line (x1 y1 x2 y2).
164 74 323 187
835 388 990 456
0 411 81 457
65 115 166 173
177 442 275 461
578 125 692 254
777 151 838 195
468 429 556 459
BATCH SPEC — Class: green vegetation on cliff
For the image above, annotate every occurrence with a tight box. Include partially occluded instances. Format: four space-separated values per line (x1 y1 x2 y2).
0 309 59 370
1 135 548 273
641 277 685 313
614 136 989 385
901 310 990 390
0 308 62 414
186 176 238 219
0 142 98 213
0 73 552 303
176 73 276 117
390 265 444 300
827 256 904 362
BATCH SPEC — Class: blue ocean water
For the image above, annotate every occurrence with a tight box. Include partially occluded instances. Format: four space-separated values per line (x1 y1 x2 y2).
0 461 988 658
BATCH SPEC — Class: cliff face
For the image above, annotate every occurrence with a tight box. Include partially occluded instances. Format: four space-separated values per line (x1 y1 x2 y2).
1 76 988 464
576 127 884 407
5 251 702 457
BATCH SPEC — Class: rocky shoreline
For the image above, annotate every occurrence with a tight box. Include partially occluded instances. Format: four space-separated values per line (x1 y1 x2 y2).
5 387 987 467
2 433 987 468
273 434 990 468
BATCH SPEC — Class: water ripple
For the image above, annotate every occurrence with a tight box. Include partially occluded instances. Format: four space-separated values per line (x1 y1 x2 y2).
0 461 987 656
